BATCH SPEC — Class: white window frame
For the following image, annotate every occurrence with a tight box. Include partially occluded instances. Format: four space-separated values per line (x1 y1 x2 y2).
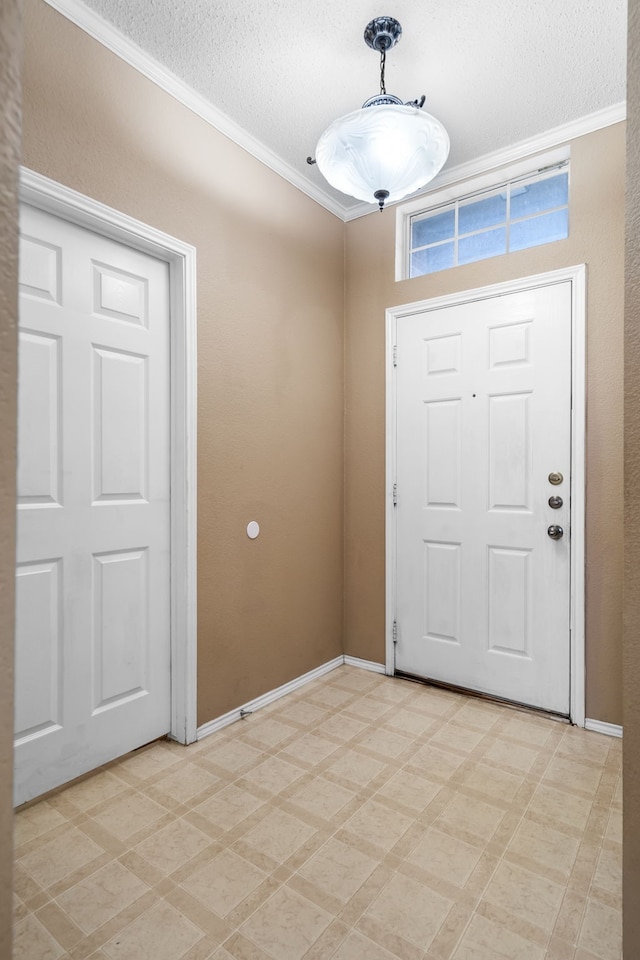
395 146 570 281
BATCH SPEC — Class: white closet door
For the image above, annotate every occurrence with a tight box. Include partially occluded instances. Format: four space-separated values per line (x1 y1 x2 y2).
14 203 171 804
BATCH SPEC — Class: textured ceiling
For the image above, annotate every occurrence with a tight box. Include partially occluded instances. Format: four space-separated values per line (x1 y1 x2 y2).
73 0 627 215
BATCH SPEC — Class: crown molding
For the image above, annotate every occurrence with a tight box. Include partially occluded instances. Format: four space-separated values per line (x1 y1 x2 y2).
43 0 350 220
344 101 628 221
43 0 625 225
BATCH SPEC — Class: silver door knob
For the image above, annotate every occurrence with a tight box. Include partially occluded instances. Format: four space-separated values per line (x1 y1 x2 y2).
547 524 564 540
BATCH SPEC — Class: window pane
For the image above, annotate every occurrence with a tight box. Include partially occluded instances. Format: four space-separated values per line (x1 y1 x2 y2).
412 209 455 248
458 193 507 235
411 242 455 277
458 227 506 266
510 172 568 219
510 209 568 252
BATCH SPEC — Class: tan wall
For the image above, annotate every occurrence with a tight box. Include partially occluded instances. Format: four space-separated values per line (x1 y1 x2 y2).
21 0 345 726
0 0 20 953
345 124 625 724
624 0 640 953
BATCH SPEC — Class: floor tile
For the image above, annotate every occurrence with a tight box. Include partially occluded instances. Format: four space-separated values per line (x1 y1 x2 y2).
53 771 128 813
103 899 203 959
200 739 263 774
13 913 65 960
316 714 368 742
507 817 580 879
116 744 182 782
436 792 505 845
11 667 622 960
578 897 622 959
239 885 332 960
14 801 69 847
133 818 213 874
407 826 483 887
154 763 221 804
279 733 339 766
363 870 453 951
483 859 566 933
343 799 414 854
326 749 388 788
592 845 622 902
452 912 545 959
18 827 105 888
182 849 266 917
287 776 356 821
409 743 466 781
544 757 604 797
501 714 557 748
91 793 168 843
242 756 305 795
238 718 299 748
375 769 441 814
483 739 540 773
193 785 264 833
526 783 593 833
463 762 524 803
297 837 377 903
431 722 486 754
241 807 315 863
56 860 149 933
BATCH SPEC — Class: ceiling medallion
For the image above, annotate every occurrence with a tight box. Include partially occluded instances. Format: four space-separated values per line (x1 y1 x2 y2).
307 17 450 211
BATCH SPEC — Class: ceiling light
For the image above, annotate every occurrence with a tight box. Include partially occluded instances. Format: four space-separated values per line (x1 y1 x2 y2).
307 17 450 211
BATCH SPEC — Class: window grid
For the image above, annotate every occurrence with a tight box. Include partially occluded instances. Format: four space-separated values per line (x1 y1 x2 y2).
409 166 569 278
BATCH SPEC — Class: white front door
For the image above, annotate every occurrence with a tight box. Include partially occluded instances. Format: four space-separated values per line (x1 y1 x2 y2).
394 280 572 714
14 203 171 805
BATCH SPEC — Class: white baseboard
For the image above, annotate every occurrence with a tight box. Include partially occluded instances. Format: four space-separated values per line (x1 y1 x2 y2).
343 655 387 674
584 718 623 738
197 656 343 739
196 654 387 740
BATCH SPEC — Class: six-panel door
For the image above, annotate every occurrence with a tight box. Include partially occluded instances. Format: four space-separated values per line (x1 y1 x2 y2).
14 204 172 805
394 282 572 714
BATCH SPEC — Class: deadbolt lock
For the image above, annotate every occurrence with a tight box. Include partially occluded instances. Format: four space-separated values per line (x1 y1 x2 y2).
548 496 563 509
548 471 564 485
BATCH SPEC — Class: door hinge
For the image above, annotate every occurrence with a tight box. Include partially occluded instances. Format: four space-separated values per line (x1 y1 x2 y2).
392 620 398 643
393 483 397 506
393 344 398 367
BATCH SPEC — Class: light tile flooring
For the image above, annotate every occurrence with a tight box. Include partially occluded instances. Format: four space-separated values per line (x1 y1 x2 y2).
13 667 622 960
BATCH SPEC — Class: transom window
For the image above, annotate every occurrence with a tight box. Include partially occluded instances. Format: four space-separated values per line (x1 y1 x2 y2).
396 151 570 280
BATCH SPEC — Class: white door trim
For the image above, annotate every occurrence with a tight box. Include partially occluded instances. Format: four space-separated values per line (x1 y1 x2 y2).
386 265 586 726
19 167 198 744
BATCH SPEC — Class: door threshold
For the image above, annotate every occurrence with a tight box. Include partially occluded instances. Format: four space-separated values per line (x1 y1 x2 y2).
394 670 571 724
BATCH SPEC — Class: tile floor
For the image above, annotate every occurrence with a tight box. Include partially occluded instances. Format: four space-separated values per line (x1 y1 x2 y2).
13 666 622 960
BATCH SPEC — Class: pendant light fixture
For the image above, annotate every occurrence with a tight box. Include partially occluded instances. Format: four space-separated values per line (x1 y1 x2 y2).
307 17 449 211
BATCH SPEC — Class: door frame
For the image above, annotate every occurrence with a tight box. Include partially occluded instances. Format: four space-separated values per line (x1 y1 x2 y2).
385 265 586 726
19 167 199 744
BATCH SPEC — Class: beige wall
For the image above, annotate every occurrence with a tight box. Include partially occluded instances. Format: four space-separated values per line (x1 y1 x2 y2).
345 124 626 724
21 0 345 725
0 0 20 953
624 1 640 954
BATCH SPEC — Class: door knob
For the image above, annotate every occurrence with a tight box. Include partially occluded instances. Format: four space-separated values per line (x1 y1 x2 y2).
547 524 564 540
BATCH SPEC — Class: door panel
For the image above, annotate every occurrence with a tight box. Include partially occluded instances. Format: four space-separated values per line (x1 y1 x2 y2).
14 204 171 805
395 282 571 714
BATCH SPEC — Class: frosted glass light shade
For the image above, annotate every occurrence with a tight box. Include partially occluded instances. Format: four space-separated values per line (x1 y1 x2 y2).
315 103 450 205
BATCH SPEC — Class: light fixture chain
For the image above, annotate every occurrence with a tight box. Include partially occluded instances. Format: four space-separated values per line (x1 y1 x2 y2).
380 48 386 95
